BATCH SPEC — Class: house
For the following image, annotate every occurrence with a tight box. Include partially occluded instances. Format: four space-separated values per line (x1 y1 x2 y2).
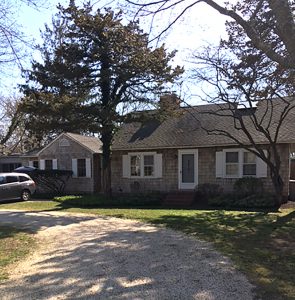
111 96 295 199
33 132 102 193
1 133 102 194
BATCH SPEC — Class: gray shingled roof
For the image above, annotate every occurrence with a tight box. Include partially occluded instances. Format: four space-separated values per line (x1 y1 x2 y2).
112 98 295 150
65 133 102 153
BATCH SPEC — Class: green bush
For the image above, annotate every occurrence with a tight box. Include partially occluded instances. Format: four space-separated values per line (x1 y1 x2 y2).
195 183 223 200
208 193 276 208
234 177 264 197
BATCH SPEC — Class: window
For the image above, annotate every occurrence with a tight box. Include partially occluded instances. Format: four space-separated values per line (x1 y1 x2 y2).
243 152 256 176
130 155 141 177
225 152 239 177
130 154 155 177
19 176 30 182
0 176 5 185
144 155 154 176
6 176 18 183
33 161 39 168
125 152 160 178
45 160 53 170
216 149 263 178
77 159 86 177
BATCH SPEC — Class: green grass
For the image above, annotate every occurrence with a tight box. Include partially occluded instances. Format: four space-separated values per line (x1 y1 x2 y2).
0 197 294 299
0 226 35 280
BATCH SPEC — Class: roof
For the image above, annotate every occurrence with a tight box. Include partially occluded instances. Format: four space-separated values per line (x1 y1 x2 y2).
112 98 295 150
38 132 102 155
64 133 102 153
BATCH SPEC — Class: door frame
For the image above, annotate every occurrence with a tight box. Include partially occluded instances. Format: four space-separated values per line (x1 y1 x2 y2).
178 149 198 190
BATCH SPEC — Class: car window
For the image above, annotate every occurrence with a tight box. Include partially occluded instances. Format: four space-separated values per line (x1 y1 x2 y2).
0 176 5 185
19 176 30 182
6 176 19 183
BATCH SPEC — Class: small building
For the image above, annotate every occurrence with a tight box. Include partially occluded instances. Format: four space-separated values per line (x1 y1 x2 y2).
36 133 102 194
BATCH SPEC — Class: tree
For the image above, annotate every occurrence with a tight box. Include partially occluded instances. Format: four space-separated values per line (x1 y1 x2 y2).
127 0 295 204
127 0 295 73
0 0 47 71
20 1 183 196
191 41 294 205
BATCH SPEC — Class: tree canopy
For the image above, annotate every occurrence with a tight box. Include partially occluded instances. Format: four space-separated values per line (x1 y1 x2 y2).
20 1 183 195
127 0 295 74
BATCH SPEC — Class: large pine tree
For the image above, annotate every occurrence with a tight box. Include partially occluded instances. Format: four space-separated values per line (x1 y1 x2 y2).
20 1 183 196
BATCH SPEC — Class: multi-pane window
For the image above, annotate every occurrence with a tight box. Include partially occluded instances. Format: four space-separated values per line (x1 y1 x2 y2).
77 159 86 177
130 154 155 177
243 152 256 176
144 155 154 176
130 155 141 176
225 152 239 176
224 150 258 177
45 160 53 170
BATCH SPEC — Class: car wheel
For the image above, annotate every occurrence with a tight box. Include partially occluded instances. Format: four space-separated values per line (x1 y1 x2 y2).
21 190 31 201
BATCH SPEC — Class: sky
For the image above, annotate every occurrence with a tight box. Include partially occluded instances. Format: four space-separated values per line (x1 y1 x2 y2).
0 0 230 104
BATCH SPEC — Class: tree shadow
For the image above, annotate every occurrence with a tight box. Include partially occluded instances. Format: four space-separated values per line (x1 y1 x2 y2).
0 211 97 233
0 215 254 299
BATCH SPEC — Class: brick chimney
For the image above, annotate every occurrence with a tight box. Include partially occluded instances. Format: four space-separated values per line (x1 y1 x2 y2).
159 93 181 111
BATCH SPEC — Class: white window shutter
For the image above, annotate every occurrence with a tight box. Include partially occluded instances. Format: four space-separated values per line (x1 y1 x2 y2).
53 159 58 170
29 161 33 167
216 151 224 178
257 151 267 178
72 159 78 177
154 154 163 178
40 159 45 170
122 155 130 178
86 158 91 178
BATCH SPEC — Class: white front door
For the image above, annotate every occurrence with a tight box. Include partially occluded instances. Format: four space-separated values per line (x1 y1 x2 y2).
178 149 198 190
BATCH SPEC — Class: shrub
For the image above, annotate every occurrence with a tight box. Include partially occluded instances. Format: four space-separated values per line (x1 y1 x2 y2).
195 183 223 200
31 170 73 195
208 193 276 208
233 177 264 197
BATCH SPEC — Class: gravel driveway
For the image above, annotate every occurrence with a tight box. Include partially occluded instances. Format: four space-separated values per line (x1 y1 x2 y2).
0 210 255 299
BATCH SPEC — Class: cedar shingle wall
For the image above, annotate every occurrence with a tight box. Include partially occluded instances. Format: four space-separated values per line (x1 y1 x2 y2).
111 144 290 197
39 135 96 193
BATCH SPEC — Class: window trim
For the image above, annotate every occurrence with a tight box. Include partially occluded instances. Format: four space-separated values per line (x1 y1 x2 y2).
128 152 157 179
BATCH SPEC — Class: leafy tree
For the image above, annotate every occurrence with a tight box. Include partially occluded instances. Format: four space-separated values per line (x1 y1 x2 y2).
20 1 183 196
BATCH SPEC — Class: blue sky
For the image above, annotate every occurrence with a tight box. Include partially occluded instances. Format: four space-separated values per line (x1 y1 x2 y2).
1 0 230 104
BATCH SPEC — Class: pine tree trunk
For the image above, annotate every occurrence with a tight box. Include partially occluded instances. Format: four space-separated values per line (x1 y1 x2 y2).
101 129 112 199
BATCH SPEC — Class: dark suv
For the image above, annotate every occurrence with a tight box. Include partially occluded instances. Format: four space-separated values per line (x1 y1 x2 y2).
0 173 36 201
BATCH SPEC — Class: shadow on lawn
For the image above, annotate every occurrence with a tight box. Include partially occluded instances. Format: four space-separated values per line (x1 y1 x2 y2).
0 225 33 239
150 210 295 300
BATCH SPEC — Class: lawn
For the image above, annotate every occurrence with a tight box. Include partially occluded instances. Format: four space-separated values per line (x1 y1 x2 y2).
0 226 36 281
0 197 294 299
